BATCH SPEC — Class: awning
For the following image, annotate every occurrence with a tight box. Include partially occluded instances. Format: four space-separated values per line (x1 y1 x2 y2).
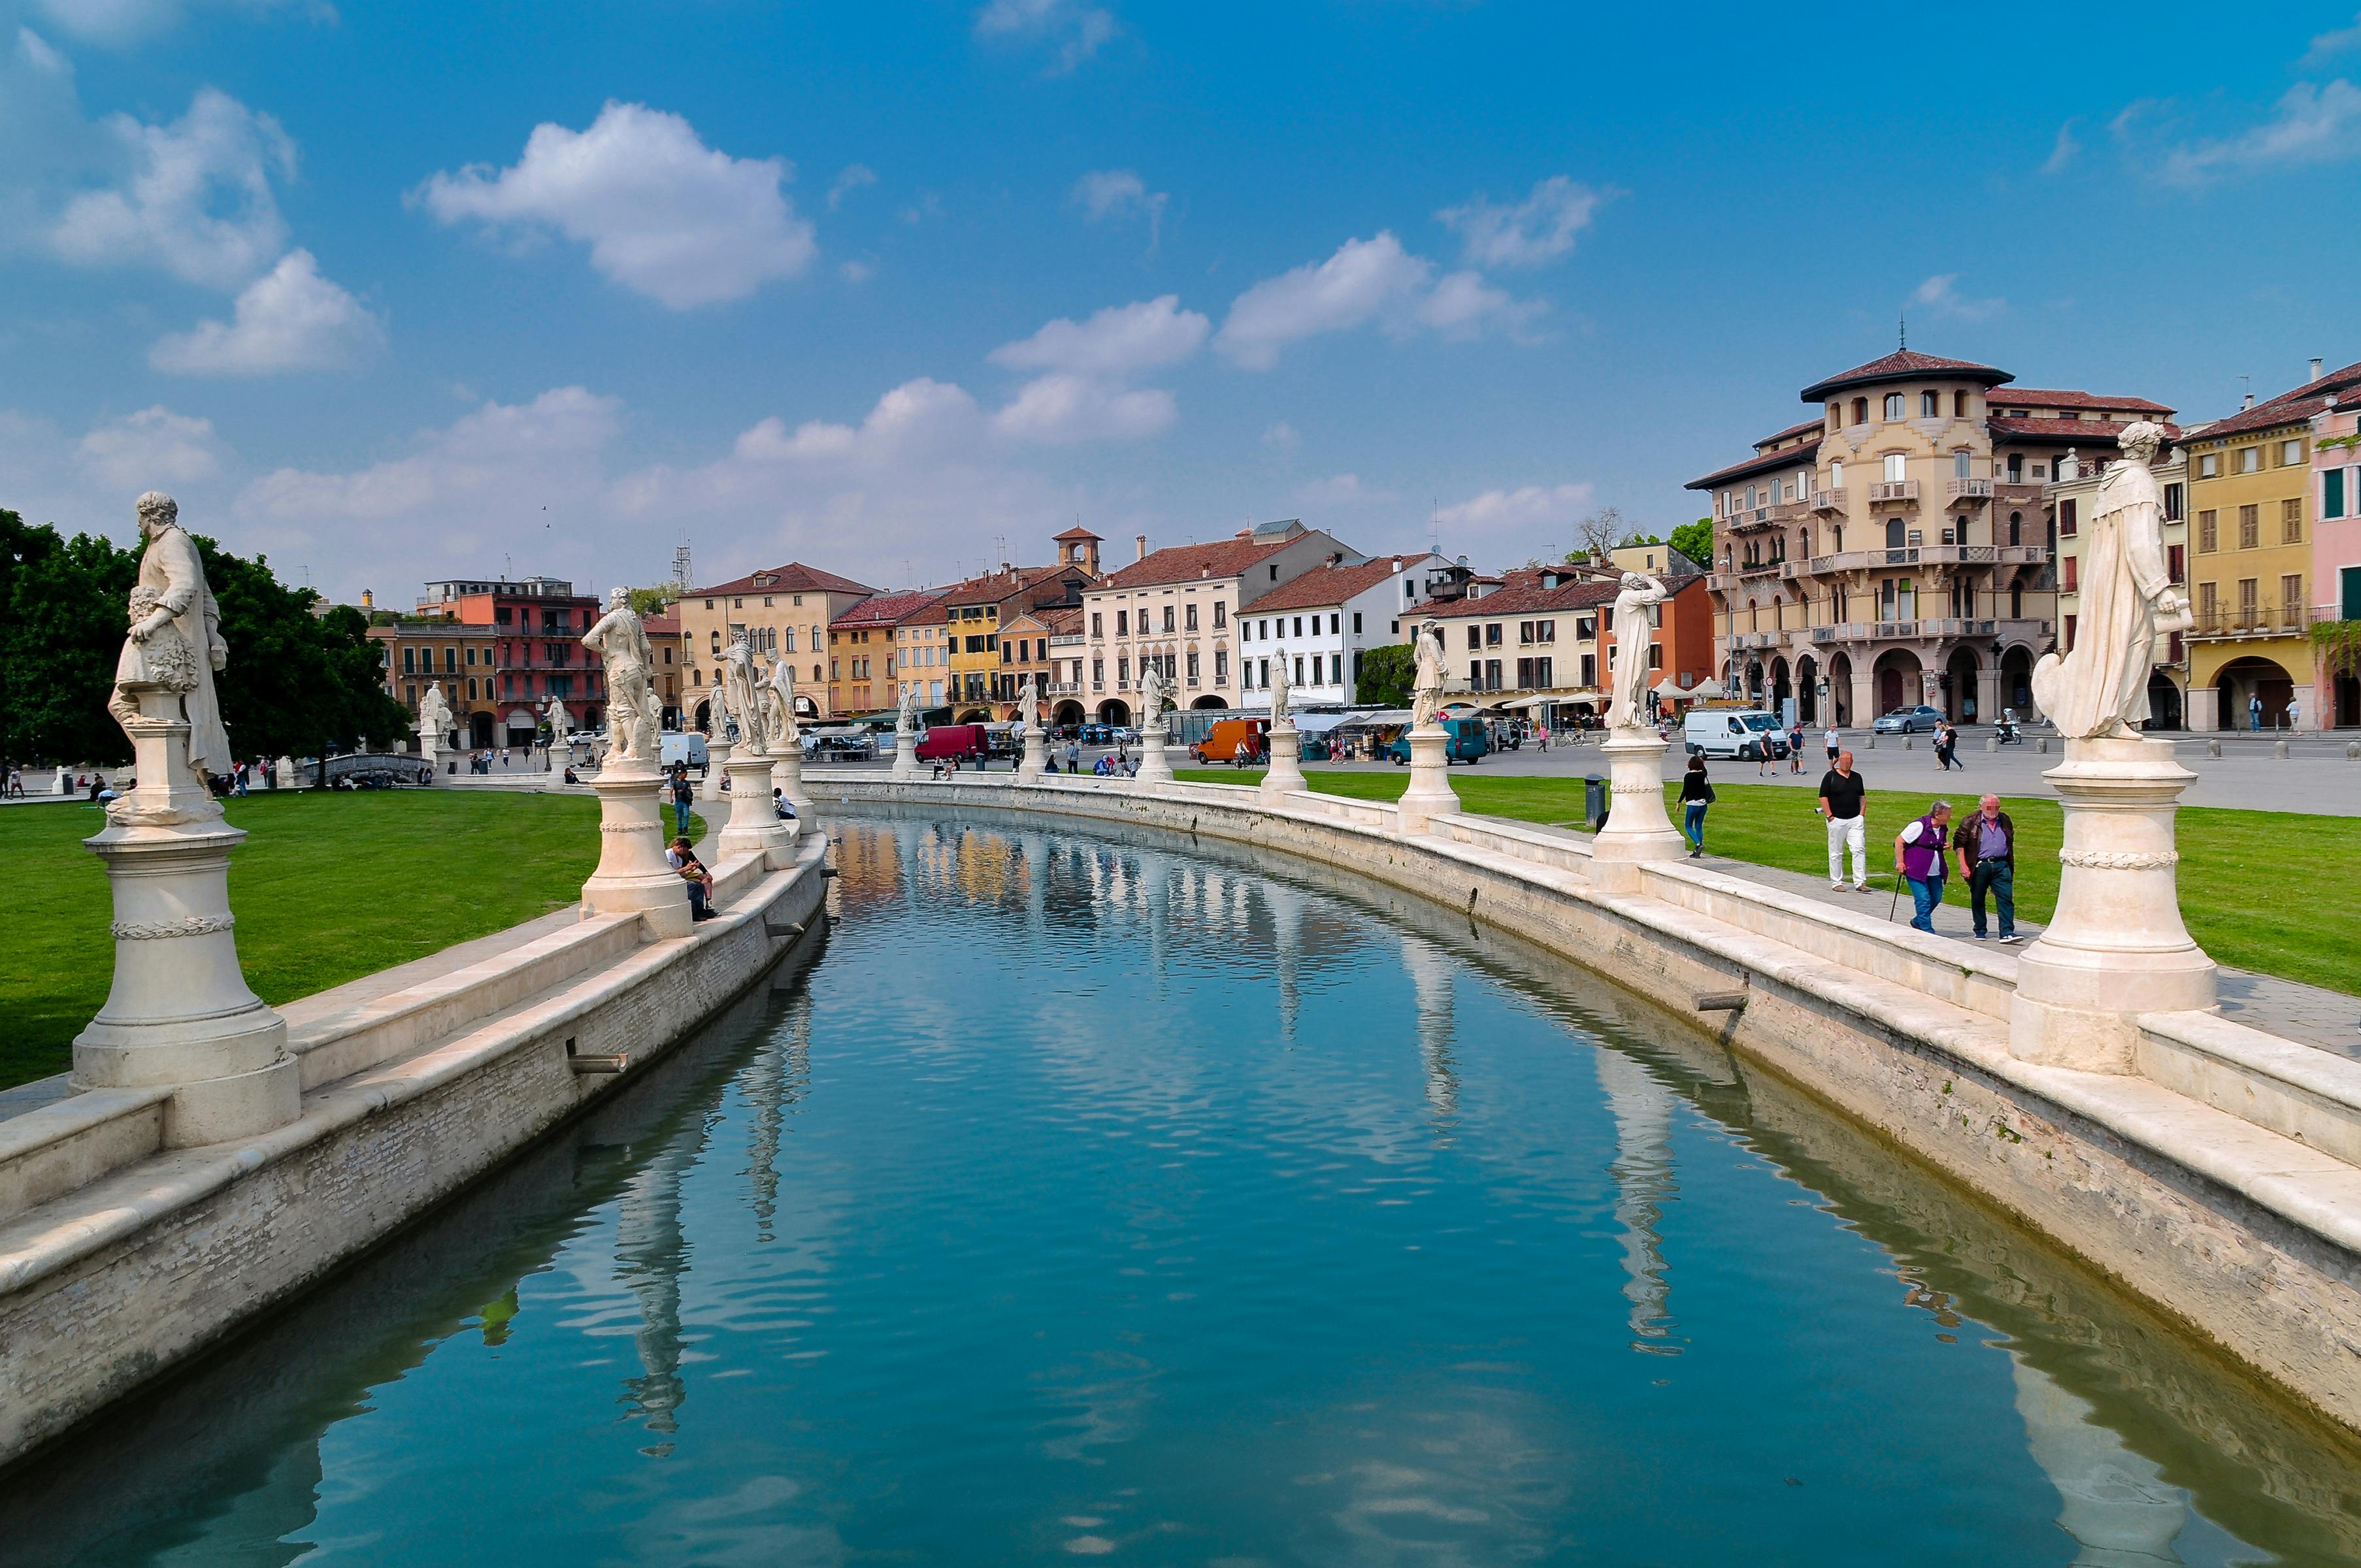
1496 691 1600 711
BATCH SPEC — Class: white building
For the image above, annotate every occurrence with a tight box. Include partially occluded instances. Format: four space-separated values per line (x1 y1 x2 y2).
1236 553 1450 708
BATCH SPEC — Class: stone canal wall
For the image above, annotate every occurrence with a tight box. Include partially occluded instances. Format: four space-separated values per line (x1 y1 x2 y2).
810 772 2361 1437
0 832 831 1468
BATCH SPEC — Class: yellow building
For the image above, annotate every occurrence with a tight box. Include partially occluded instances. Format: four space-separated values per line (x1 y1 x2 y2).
895 598 953 714
2184 389 2319 731
828 589 948 717
678 562 875 724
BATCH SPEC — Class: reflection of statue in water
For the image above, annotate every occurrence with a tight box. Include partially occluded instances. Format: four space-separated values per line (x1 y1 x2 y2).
582 587 658 762
718 634 761 752
113 493 232 777
1606 572 1668 732
2031 421 2190 739
1409 621 1447 730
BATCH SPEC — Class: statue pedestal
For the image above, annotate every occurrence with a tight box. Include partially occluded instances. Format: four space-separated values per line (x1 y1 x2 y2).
718 752 793 865
1261 722 1308 796
274 755 298 790
770 747 808 811
700 738 733 802
74 694 299 1149
1395 725 1459 835
2011 737 2215 1073
891 727 919 780
580 763 693 939
418 740 441 782
1017 727 1047 780
1590 730 1685 888
1134 729 1173 783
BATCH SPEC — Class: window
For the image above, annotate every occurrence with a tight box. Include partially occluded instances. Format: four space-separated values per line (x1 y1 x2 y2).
2163 482 2183 521
1091 657 1103 689
1883 393 1904 421
1161 606 1175 633
1329 613 1341 635
2062 556 2079 593
1580 653 1596 687
1954 449 1972 477
2328 468 2348 520
2238 504 2259 549
2281 574 2305 625
2060 498 2078 538
2198 510 2218 552
2235 447 2259 474
2198 451 2219 478
1851 397 1868 425
1185 603 1198 631
1118 657 1129 686
2168 544 2186 584
1115 610 1128 636
1921 391 1940 418
1466 625 1481 649
1830 459 1843 488
1330 653 1343 684
1090 612 1102 638
1214 650 1228 681
2280 438 2304 466
1352 611 1362 634
1485 623 1503 647
1213 602 1227 629
2238 578 2258 623
1883 453 1906 482
1186 651 1199 681
2281 497 2303 544
1536 619 1555 643
2198 581 2217 623
1954 391 1969 418
2064 615 2077 651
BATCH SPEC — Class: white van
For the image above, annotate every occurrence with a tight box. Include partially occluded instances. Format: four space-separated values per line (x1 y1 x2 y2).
658 732 708 770
1683 708 1789 760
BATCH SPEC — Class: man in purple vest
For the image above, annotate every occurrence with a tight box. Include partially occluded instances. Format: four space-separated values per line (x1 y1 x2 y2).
1894 799 1954 934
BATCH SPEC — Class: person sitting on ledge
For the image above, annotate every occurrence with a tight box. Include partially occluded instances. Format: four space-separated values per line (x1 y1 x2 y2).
667 836 716 921
772 787 797 821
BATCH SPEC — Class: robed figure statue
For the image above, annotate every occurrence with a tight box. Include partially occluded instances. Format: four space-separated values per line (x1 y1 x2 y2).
2031 421 2191 740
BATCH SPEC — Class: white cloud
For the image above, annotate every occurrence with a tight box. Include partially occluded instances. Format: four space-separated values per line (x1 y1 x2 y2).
2303 11 2361 67
1431 482 1594 537
838 257 875 283
1295 473 1393 508
1436 176 1606 269
15 24 69 74
76 406 226 489
2155 79 2361 186
992 374 1174 444
414 101 816 309
975 0 1115 73
50 86 294 291
1261 421 1299 452
827 163 876 210
30 0 323 48
989 295 1208 376
728 378 981 467
1072 167 1166 243
2041 121 2080 174
150 248 382 375
1910 273 2005 323
1214 232 1535 369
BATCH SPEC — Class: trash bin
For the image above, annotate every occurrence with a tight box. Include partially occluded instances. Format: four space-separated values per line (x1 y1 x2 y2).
1585 774 1608 830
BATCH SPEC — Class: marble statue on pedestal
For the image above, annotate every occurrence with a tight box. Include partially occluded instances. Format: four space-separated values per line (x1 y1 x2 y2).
1605 572 1668 732
1137 662 1170 737
702 669 727 738
718 634 762 753
544 694 570 744
1012 674 1037 735
113 493 231 781
1268 651 1292 725
582 587 659 764
761 655 800 753
2031 421 2191 740
415 683 452 754
1409 620 1446 730
896 681 920 736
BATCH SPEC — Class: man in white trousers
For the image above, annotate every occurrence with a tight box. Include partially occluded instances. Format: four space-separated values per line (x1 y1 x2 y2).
1817 749 1872 892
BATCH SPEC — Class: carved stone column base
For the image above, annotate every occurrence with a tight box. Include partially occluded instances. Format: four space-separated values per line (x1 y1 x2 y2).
1134 734 1174 782
1395 725 1459 836
891 729 919 780
1017 728 1047 780
1591 730 1685 891
581 763 693 939
74 700 298 1148
2011 736 2214 1073
771 747 808 812
701 738 733 802
1261 723 1308 796
717 753 793 866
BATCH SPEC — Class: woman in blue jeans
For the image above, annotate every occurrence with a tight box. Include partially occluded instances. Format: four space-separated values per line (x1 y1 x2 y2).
1678 754 1715 858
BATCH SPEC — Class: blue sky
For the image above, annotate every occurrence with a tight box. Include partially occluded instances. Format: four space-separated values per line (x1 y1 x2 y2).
3 1 2358 602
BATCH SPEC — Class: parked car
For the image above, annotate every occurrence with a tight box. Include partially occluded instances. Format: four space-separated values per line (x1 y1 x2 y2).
1385 716 1491 765
1872 704 1944 735
1683 708 1789 760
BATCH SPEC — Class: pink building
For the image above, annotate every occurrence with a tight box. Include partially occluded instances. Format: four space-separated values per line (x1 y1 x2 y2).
2313 400 2361 728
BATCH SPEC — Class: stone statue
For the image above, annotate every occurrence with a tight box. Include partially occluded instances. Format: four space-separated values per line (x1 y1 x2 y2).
1268 651 1293 725
582 587 659 763
1137 661 1170 736
762 654 799 751
1605 572 1668 732
2031 421 2191 740
1012 674 1037 734
544 694 569 743
114 493 231 778
718 634 761 753
1409 620 1447 730
416 683 452 751
895 681 920 735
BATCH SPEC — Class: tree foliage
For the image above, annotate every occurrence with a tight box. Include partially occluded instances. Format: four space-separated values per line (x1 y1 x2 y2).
625 585 674 617
0 508 411 768
1670 518 1714 569
1355 641 1416 707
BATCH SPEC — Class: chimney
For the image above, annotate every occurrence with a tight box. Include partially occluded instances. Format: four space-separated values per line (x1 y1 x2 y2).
2311 357 2326 383
1135 533 1148 562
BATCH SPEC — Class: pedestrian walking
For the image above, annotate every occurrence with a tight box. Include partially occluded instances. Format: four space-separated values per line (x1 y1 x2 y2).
668 762 694 836
1787 721 1804 774
1953 793 2019 943
2249 693 2262 731
1817 750 1870 892
1823 725 1840 767
1895 799 1955 934
1679 754 1715 858
1066 740 1081 772
5 766 20 798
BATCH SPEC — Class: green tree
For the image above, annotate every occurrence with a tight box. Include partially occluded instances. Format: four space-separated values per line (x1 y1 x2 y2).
625 586 674 617
1670 518 1714 569
1355 642 1416 706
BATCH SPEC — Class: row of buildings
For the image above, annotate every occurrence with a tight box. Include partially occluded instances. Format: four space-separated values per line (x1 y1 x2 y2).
1688 347 2361 732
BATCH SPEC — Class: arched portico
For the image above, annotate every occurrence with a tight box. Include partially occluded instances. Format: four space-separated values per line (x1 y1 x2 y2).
1942 646 1980 723
1190 695 1228 710
2214 655 2297 732
1097 698 1132 725
957 707 992 723
468 711 495 748
1998 645 2036 717
1795 653 1819 725
1872 648 1923 716
1052 700 1085 728
1826 651 1855 726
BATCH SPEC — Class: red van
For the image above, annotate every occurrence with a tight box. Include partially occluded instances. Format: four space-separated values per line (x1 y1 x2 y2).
914 723 986 762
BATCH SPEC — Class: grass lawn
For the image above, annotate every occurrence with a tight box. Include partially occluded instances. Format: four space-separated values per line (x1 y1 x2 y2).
1176 767 2360 997
0 791 702 1091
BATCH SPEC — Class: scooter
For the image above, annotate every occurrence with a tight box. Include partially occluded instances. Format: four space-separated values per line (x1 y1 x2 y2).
1994 711 2023 745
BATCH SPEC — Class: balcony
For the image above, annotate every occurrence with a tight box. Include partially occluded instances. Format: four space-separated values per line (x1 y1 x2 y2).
1945 478 1994 508
1809 487 1847 514
2186 603 2321 641
1808 617 2052 646
1793 543 2051 577
1867 480 1921 506
1046 681 1081 696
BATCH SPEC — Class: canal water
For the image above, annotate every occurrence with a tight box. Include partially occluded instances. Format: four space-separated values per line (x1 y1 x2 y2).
7 813 2358 1566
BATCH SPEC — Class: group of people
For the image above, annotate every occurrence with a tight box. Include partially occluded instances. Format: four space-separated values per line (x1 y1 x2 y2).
1819 750 2017 941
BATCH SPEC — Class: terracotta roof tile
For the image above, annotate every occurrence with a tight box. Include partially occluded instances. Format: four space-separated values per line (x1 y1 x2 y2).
1240 556 1419 613
1687 437 1823 491
1992 388 2175 416
1799 349 2013 402
689 561 877 598
1100 536 1294 589
1987 416 2182 447
1051 525 1102 542
2187 361 2361 440
1420 577 1625 621
832 588 949 628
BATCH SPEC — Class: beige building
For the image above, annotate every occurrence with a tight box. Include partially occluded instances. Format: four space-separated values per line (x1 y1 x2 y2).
1076 519 1356 725
1687 348 2173 727
678 562 875 722
2051 445 2192 728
